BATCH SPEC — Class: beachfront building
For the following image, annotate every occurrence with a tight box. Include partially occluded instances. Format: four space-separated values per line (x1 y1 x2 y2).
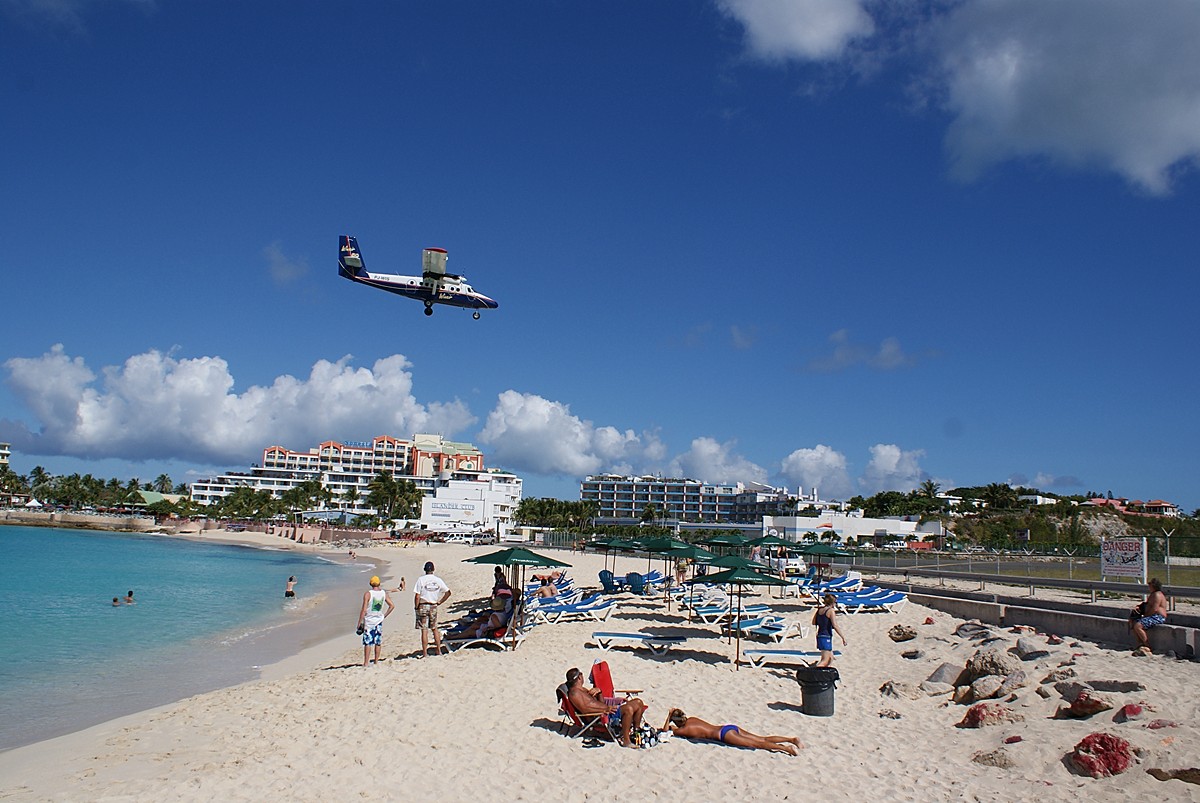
761 511 926 545
580 474 745 522
0 442 9 469
190 434 522 535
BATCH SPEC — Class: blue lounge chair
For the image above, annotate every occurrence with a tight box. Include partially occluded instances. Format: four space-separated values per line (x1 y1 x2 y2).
591 632 686 655
742 648 841 668
838 590 907 614
532 598 617 624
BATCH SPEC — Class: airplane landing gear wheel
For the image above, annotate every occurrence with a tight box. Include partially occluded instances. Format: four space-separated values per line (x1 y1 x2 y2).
472 311 481 320
424 304 433 316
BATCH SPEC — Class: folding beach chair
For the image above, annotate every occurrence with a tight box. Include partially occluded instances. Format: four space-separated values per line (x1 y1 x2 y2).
589 660 643 703
556 683 619 741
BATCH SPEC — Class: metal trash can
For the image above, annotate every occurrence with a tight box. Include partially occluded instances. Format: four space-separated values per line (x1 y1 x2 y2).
795 666 839 716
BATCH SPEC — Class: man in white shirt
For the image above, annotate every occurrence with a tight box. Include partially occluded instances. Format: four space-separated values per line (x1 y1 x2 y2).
413 561 452 657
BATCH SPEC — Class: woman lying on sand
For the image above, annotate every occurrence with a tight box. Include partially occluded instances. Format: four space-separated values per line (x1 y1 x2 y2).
663 709 803 755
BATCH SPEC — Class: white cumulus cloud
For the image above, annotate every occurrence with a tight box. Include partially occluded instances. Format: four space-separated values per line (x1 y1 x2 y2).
930 0 1200 194
477 391 665 477
0 345 474 465
780 443 853 499
718 0 1200 194
860 443 926 493
717 0 875 61
667 436 768 486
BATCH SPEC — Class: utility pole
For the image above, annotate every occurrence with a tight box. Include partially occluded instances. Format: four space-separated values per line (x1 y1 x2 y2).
1162 528 1175 586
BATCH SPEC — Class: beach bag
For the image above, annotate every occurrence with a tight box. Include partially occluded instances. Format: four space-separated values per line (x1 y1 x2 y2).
631 723 662 749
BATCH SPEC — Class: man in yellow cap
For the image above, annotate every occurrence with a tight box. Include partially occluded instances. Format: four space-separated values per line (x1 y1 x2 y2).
358 575 395 666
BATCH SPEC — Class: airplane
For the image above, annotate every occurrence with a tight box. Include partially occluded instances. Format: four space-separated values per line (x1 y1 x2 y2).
337 235 498 318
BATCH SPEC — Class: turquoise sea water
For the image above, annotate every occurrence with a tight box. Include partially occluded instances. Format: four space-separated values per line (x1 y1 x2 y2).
0 526 365 751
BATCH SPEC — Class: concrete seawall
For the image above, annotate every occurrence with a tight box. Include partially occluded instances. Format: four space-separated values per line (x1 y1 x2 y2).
1 509 158 532
895 588 1197 659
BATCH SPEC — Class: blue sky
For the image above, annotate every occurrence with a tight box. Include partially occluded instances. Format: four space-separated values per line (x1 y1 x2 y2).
2 0 1198 510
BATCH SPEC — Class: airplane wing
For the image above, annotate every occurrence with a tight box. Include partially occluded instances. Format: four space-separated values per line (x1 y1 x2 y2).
422 248 448 277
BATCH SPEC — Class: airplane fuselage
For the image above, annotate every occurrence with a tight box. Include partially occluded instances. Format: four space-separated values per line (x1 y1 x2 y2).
340 267 498 311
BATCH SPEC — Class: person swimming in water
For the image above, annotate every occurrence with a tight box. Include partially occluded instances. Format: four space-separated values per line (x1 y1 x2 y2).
663 708 802 755
285 576 297 598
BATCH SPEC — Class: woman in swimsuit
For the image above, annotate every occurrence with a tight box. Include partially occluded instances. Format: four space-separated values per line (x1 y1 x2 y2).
663 709 802 755
812 593 846 667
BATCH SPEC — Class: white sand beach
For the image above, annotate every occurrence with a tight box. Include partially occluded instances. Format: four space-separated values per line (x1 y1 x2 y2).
1 538 1196 802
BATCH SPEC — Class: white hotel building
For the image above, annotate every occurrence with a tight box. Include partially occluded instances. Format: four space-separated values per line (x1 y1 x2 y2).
190 434 522 535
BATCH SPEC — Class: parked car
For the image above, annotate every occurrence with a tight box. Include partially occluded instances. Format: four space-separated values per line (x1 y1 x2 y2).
444 534 476 545
883 540 907 550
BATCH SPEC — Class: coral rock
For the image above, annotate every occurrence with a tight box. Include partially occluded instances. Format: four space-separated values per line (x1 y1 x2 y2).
971 675 1004 701
958 702 1024 728
1146 720 1179 730
1147 768 1200 785
879 680 923 700
1016 637 1050 661
967 649 1022 682
997 670 1027 698
1057 691 1115 719
1069 732 1134 778
1041 667 1075 685
1004 735 1023 744
1087 680 1146 693
973 747 1017 768
927 662 966 686
1115 703 1145 723
888 624 918 642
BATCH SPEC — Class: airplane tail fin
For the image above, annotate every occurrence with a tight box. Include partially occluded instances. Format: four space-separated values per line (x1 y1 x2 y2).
338 235 364 278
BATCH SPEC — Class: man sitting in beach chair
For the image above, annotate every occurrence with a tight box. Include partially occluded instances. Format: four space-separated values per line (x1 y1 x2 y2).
565 666 647 748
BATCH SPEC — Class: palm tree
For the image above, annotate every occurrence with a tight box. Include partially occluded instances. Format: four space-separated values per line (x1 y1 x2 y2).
981 483 1018 510
153 474 173 493
393 479 424 521
366 472 400 518
918 480 941 499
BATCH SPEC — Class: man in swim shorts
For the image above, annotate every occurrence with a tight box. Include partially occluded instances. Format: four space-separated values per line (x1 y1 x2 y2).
413 562 451 658
1131 577 1168 656
358 576 395 666
285 576 297 598
565 667 647 748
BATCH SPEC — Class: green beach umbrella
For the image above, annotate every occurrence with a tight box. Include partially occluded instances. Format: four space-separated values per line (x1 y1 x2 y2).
798 542 850 557
687 566 791 668
797 541 851 580
465 547 571 568
465 547 572 649
746 534 791 548
663 544 718 618
709 554 771 570
700 533 750 547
